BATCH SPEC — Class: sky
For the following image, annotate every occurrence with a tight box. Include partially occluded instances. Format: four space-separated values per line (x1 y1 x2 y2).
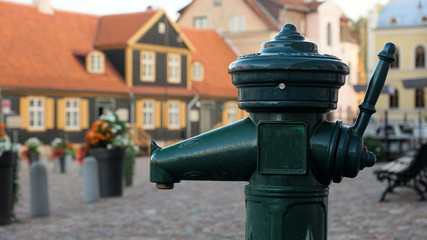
4 0 389 21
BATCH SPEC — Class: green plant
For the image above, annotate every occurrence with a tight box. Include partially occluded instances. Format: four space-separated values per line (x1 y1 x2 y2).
25 137 42 153
12 153 20 222
124 142 139 186
50 138 75 159
364 136 385 162
85 112 128 150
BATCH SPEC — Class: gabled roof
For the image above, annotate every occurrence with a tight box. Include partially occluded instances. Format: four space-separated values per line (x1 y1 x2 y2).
178 0 323 31
0 1 128 93
95 9 195 52
182 28 238 99
94 10 159 48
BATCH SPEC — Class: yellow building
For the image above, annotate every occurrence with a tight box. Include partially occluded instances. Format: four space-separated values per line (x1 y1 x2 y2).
367 0 427 122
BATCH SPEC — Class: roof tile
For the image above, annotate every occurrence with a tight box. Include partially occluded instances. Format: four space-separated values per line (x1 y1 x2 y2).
0 2 129 93
182 28 238 99
94 10 158 47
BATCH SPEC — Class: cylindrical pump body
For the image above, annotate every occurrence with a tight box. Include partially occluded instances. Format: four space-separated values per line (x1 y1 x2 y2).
228 24 349 240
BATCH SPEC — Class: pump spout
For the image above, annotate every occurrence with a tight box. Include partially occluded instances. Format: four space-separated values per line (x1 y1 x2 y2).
150 117 258 189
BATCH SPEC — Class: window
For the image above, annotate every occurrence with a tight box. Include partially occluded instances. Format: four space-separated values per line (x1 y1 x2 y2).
29 97 44 130
214 0 221 5
391 47 400 69
143 100 155 129
327 23 332 46
194 16 208 29
168 101 180 129
230 15 245 32
415 46 425 68
389 18 398 26
158 22 166 34
192 62 204 81
415 89 425 108
227 102 237 124
65 99 80 130
168 54 181 83
389 89 399 108
88 51 104 74
141 51 155 81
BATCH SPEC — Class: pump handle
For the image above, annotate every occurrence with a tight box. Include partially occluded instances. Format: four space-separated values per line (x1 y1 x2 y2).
352 43 395 137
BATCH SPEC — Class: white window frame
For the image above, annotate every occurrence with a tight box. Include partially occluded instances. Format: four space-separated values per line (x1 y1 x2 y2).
88 51 104 74
29 97 45 130
194 16 208 29
230 15 245 32
141 51 155 82
192 62 204 81
168 101 180 129
65 98 80 130
143 100 155 129
158 22 166 34
168 54 181 83
227 102 237 124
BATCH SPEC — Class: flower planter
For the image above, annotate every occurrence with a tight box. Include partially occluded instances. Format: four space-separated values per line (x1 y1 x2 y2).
89 148 125 197
28 151 39 165
59 157 65 173
0 151 16 225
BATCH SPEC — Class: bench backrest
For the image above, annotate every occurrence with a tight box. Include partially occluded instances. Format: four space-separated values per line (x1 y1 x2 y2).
403 143 427 178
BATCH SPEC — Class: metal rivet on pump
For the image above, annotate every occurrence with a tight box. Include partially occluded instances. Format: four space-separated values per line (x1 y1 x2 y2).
278 83 286 90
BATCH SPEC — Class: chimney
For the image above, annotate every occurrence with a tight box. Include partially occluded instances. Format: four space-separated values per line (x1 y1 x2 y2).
33 0 54 15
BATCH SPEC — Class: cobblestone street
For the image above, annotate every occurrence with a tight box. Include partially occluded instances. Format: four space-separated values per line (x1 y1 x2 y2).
0 157 426 240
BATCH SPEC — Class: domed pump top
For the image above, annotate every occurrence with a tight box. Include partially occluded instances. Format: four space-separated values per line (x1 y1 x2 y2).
228 24 350 113
261 24 317 54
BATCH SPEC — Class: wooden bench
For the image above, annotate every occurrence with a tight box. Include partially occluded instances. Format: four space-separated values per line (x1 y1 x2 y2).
374 144 427 202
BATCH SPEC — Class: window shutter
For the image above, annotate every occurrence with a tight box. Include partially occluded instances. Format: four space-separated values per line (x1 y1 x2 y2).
19 97 28 130
80 99 89 129
57 99 65 130
222 102 229 124
162 101 169 129
155 101 161 128
45 98 54 129
136 100 143 128
180 101 187 129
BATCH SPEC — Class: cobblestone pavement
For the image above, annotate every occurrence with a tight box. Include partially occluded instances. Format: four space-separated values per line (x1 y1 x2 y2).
0 157 426 240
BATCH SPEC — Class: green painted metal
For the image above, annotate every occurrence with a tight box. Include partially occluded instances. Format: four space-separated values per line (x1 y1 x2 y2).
150 24 395 239
150 117 257 189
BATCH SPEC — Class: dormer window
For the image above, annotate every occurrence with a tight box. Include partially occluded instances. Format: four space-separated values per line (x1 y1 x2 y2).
389 17 398 26
87 51 104 74
192 62 204 81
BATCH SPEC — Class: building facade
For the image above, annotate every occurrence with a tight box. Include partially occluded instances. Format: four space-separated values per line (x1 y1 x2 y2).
367 0 427 122
177 0 361 124
0 1 243 148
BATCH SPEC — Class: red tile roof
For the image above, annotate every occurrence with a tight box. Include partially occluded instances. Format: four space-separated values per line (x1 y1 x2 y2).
182 28 238 99
94 10 158 48
0 2 129 93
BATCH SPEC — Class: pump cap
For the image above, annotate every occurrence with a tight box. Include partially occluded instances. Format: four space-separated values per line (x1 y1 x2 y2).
229 24 350 113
